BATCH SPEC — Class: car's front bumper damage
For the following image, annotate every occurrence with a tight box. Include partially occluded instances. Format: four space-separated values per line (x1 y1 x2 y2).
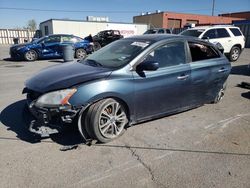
27 101 80 137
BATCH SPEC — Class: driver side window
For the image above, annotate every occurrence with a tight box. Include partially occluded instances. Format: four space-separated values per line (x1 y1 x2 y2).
144 41 186 68
44 36 61 44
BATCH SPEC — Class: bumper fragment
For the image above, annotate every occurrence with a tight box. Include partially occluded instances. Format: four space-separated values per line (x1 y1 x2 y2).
27 101 80 137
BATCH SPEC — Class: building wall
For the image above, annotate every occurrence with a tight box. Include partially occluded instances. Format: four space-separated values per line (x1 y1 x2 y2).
39 19 148 38
219 11 250 20
134 12 245 29
133 13 164 28
40 20 53 36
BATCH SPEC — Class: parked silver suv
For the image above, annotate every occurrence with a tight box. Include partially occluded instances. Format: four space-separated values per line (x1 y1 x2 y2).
180 25 245 61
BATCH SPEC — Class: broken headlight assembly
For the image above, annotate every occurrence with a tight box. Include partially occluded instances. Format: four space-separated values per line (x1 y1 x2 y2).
35 88 77 107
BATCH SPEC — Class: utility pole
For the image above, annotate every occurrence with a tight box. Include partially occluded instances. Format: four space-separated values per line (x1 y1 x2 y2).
212 0 215 16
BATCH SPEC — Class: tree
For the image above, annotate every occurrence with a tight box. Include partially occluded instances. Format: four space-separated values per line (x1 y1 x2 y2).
25 19 37 30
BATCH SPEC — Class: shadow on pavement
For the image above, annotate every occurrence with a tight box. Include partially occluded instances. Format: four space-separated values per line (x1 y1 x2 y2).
230 64 250 76
241 91 250 99
0 100 84 145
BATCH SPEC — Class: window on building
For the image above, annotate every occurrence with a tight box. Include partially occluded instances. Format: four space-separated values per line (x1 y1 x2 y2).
216 28 230 38
229 28 242 36
44 26 49 36
144 41 186 68
167 18 181 28
188 42 220 62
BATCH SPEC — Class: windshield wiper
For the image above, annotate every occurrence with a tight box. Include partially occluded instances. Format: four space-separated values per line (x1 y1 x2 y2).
84 59 103 67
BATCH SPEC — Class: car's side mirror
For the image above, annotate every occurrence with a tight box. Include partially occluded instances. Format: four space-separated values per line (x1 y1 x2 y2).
215 42 224 54
202 36 209 40
136 61 159 72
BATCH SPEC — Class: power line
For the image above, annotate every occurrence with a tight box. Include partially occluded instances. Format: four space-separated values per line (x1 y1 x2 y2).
0 7 139 14
0 7 215 14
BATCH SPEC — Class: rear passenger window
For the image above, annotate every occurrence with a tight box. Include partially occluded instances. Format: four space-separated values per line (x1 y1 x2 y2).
188 42 220 62
216 28 230 38
203 29 216 39
229 28 242 36
144 41 186 68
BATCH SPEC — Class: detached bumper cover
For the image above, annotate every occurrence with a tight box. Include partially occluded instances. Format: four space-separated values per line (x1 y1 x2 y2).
27 101 80 137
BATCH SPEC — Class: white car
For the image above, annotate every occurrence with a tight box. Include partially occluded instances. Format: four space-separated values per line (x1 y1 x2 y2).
180 25 245 61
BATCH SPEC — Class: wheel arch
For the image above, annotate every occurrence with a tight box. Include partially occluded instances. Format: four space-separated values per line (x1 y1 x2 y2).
76 94 132 123
231 44 242 50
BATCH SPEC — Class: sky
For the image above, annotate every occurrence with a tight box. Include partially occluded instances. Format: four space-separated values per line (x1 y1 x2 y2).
0 0 249 29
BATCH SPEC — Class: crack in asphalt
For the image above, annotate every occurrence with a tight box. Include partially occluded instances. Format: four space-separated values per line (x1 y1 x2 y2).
124 144 167 188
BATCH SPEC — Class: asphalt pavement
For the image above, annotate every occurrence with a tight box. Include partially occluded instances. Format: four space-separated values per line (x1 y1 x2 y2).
0 45 249 188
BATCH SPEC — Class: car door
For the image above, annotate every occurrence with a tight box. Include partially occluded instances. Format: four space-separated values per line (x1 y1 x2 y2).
187 40 230 103
133 40 192 120
41 35 61 58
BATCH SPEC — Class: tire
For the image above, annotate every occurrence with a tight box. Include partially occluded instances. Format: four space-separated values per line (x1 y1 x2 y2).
80 98 128 143
213 81 227 103
93 42 101 51
24 50 38 61
75 48 87 59
229 46 241 62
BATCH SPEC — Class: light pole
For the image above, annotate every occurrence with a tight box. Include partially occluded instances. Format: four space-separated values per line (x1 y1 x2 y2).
212 0 215 16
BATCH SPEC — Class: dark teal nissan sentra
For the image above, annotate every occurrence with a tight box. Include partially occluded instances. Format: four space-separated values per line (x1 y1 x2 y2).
23 34 231 143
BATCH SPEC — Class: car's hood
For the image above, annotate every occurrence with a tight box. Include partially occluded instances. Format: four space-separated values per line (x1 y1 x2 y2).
25 62 112 93
11 43 32 48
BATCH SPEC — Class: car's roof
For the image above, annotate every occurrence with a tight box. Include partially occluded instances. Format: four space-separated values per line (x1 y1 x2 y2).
47 34 74 37
187 25 239 30
148 28 171 30
126 34 190 42
125 34 215 46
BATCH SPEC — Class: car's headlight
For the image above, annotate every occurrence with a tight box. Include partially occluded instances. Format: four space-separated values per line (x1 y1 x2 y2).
35 88 77 107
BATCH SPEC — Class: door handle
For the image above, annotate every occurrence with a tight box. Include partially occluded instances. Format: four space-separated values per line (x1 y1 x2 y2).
218 68 227 73
177 75 189 80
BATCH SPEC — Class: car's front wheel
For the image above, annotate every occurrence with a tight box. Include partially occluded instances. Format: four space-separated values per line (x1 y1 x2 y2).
75 48 87 59
229 46 241 62
24 50 38 61
79 98 128 143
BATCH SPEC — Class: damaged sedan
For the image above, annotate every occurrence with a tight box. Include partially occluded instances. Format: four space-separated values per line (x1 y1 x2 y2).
23 35 231 143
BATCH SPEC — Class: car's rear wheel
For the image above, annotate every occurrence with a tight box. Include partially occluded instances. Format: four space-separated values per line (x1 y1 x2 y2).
213 81 227 103
93 42 101 51
229 46 241 62
79 98 128 143
24 50 38 61
75 48 87 59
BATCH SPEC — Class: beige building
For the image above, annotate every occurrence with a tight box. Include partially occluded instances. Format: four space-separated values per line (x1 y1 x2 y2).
39 19 148 38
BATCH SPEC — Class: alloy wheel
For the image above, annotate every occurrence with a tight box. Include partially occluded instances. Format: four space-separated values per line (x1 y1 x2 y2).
98 101 127 139
231 48 240 61
25 50 37 61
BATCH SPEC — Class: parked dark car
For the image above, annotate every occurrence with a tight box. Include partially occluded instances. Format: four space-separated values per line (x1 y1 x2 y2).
23 34 231 143
93 30 123 47
144 28 172 34
10 34 94 61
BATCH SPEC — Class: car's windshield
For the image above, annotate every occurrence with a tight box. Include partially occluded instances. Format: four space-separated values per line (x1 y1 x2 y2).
180 29 205 37
144 29 157 34
32 36 47 43
81 39 152 68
